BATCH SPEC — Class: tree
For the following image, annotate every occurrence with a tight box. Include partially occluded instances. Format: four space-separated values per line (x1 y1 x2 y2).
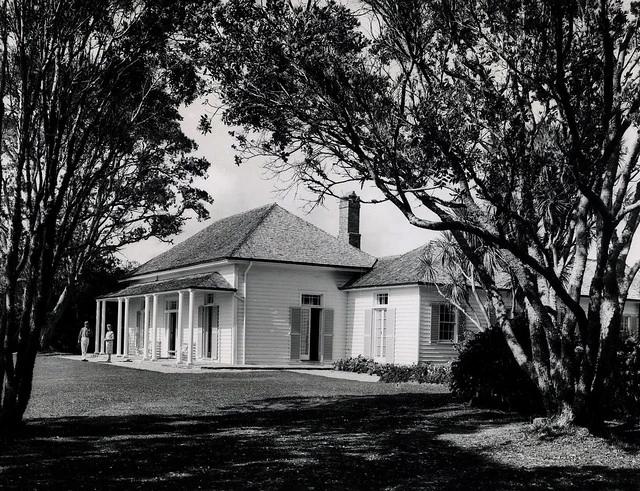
0 0 211 433
196 0 640 429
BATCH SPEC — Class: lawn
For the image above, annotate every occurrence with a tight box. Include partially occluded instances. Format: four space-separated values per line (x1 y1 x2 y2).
0 355 638 490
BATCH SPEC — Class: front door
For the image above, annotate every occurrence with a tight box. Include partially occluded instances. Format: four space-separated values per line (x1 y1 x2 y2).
167 312 177 356
300 308 321 361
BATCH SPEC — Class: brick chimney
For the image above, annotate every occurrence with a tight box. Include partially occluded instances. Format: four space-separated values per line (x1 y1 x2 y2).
339 192 361 249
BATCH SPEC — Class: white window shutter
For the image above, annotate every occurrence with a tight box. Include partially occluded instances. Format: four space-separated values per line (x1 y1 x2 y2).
290 307 302 360
630 316 639 340
385 308 396 363
363 309 372 357
431 304 440 343
212 306 219 360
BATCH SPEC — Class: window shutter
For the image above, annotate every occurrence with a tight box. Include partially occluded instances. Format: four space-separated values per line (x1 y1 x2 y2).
385 308 396 364
457 312 466 343
363 309 372 357
431 305 440 343
290 307 302 360
197 306 204 329
322 309 334 361
212 306 219 360
630 316 639 340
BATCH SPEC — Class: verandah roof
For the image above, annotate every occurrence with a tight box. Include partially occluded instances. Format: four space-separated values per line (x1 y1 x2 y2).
98 272 235 299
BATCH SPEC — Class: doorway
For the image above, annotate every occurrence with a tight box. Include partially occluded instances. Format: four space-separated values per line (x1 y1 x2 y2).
309 308 321 361
167 312 177 357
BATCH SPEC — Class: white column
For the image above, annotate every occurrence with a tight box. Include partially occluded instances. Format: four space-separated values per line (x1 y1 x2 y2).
94 301 100 354
100 300 107 354
177 291 184 364
151 294 158 361
187 289 195 365
123 297 130 357
116 298 123 356
143 295 151 360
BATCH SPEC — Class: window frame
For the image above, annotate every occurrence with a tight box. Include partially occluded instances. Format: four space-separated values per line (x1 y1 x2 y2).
438 303 457 343
300 293 323 307
374 292 389 306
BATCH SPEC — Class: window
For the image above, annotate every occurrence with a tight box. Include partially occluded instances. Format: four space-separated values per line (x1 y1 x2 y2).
165 300 177 311
439 304 456 341
205 293 215 305
375 293 389 306
373 308 388 358
301 294 322 306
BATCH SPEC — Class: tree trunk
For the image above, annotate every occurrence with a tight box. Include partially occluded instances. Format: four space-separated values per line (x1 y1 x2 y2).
39 284 73 351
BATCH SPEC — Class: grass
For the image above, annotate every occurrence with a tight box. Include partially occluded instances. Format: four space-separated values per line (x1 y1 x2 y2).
0 355 638 490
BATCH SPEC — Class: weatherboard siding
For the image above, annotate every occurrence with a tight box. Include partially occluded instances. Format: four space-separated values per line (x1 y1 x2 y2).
346 286 421 364
243 264 351 365
418 286 489 364
390 287 420 364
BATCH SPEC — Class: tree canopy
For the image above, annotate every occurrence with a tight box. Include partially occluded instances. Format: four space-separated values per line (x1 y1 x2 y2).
0 0 212 432
197 0 640 428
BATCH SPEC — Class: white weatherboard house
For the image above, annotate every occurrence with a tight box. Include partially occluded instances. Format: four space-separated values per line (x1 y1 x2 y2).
95 195 640 366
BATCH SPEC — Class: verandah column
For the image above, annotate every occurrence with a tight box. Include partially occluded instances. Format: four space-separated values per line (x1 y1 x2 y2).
123 297 130 357
94 301 101 354
100 300 107 354
143 295 151 360
151 294 158 361
116 298 123 356
177 291 185 364
187 289 195 365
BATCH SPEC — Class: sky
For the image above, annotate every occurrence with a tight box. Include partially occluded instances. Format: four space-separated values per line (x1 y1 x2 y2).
120 104 438 266
121 102 640 268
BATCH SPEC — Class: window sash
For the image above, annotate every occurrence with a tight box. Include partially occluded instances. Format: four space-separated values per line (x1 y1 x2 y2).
375 293 388 306
373 308 387 358
301 294 322 306
439 304 456 341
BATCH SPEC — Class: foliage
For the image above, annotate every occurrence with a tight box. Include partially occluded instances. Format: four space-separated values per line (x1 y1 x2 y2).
609 338 640 422
197 0 640 428
451 325 544 416
333 356 452 385
0 0 211 433
333 355 378 375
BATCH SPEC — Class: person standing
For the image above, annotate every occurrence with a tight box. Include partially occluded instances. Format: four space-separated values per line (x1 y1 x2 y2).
104 324 114 363
78 321 91 361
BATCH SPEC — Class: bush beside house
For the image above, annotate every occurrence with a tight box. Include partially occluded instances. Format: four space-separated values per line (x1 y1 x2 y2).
333 356 451 384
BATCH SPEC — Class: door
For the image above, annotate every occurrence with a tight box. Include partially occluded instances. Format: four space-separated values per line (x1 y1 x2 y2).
299 309 311 361
202 305 219 360
373 308 387 362
167 312 177 356
300 308 322 361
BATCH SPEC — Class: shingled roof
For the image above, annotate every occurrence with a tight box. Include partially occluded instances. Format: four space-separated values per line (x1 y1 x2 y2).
344 244 640 301
99 273 235 299
343 245 446 289
132 204 376 277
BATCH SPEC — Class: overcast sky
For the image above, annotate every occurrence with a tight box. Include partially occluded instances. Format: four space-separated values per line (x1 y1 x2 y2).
120 104 438 266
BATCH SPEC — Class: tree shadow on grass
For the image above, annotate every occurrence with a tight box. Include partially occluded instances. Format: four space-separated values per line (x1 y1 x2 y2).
1 393 638 490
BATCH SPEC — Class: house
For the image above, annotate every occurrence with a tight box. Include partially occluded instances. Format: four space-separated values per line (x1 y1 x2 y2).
95 194 640 365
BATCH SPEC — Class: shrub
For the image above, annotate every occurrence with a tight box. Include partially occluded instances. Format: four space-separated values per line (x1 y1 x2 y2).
332 355 377 375
450 318 544 416
333 356 451 384
610 337 640 422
